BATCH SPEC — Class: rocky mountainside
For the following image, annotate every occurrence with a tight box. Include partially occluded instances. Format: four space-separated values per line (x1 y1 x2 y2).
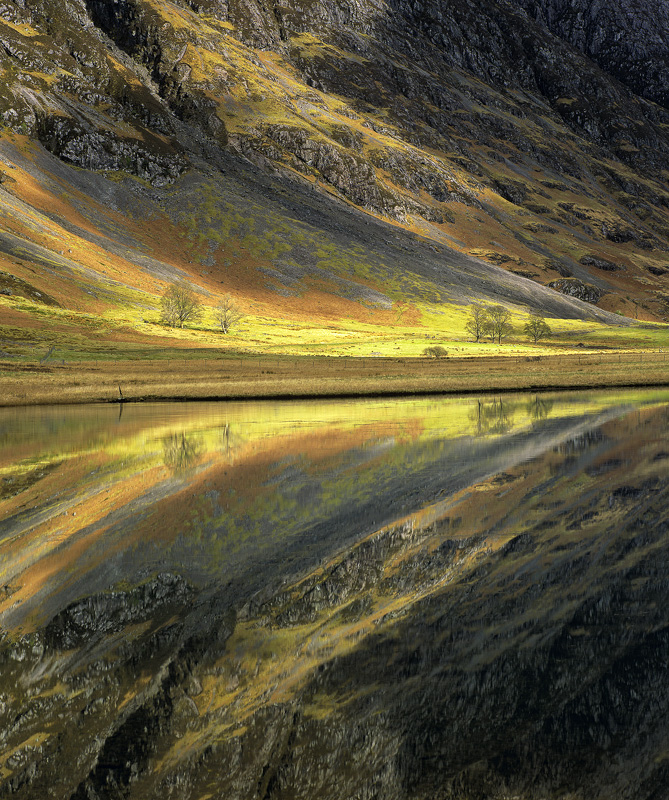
4 7 669 797
511 0 669 109
0 0 668 332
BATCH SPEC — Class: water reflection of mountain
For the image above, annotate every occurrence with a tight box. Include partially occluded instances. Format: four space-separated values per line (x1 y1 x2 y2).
0 394 643 632
1 393 669 798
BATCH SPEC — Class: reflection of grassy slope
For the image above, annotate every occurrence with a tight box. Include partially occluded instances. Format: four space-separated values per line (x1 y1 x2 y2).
2 390 667 633
144 401 669 796
2 397 669 796
1 391 660 501
2 388 663 477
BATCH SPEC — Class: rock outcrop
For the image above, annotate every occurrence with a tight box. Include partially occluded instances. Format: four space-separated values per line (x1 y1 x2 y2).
511 0 669 110
548 277 605 303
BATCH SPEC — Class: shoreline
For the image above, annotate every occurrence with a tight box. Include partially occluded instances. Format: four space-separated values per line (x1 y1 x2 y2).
2 352 669 406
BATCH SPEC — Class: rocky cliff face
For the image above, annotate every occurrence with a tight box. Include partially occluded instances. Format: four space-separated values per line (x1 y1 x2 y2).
511 0 669 110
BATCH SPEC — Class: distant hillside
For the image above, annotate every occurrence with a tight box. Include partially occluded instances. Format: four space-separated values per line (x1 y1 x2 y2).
0 0 668 353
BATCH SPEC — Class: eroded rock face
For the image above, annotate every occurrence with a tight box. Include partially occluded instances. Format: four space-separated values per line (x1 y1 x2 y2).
36 113 185 184
548 277 604 303
510 0 669 109
1 0 669 312
579 254 624 272
43 573 192 650
3 0 669 194
0 0 189 184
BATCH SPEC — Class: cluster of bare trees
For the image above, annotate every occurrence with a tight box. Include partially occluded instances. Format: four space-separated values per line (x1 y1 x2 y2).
465 303 512 344
158 281 553 349
159 281 244 333
465 303 551 344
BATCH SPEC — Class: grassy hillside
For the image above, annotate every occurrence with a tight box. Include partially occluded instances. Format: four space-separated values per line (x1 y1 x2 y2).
0 0 668 373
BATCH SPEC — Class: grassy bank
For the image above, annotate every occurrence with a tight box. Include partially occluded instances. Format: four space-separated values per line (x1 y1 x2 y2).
3 350 669 406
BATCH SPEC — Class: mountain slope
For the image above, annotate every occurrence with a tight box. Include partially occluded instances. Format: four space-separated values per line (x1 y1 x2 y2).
0 0 668 352
511 0 669 110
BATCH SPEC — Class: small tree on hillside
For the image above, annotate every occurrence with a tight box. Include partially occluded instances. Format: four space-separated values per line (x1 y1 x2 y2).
423 345 448 358
215 295 245 334
465 303 488 342
160 281 201 328
484 304 513 344
524 313 552 343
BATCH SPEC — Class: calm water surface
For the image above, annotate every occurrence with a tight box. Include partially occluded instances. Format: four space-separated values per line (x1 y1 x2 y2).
1 389 669 798
0 389 656 629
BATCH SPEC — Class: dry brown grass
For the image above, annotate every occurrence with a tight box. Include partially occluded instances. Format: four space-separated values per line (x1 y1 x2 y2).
2 351 669 406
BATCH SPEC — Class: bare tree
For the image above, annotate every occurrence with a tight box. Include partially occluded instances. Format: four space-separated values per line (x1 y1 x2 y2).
215 295 245 334
160 281 201 328
524 313 552 343
484 304 513 344
465 303 488 342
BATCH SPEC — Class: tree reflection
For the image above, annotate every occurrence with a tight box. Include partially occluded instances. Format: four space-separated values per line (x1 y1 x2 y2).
219 423 246 458
162 432 203 474
470 397 514 435
527 395 554 422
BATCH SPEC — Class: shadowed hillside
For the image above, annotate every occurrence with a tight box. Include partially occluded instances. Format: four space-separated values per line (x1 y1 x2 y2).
0 0 669 354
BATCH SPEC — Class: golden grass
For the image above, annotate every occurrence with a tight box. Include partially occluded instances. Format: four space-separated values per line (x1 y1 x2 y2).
3 351 669 406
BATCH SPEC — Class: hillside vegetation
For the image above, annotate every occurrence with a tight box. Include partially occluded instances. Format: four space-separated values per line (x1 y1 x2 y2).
0 0 668 364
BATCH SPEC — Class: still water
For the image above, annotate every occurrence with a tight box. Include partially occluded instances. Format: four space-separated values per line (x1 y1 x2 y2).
1 389 668 798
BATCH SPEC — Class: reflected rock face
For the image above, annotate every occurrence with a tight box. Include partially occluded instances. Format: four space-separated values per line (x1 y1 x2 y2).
1 393 669 798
